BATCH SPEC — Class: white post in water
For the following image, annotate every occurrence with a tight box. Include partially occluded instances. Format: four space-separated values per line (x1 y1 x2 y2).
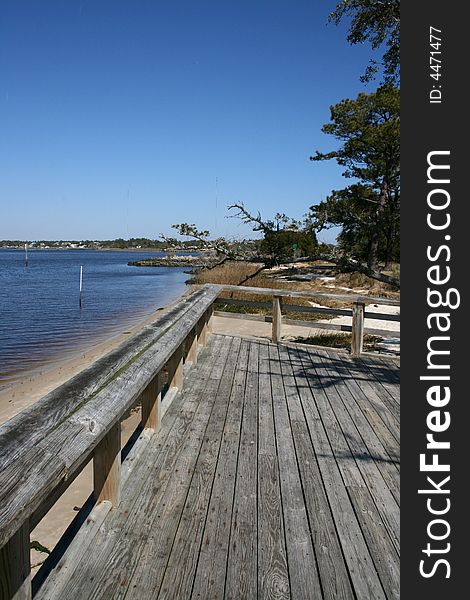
79 265 83 307
25 243 28 267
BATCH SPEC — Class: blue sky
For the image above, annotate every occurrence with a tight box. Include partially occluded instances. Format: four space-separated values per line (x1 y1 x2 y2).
0 1 376 243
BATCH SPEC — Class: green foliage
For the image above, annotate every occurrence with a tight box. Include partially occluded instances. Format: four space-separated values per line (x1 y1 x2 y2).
329 0 400 83
311 85 400 186
309 86 400 269
260 229 317 264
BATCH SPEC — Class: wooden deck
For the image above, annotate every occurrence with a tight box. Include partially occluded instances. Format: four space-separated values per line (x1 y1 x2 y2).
35 334 400 600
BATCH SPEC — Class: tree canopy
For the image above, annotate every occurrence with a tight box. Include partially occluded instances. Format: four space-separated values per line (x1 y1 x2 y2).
329 0 400 83
309 85 400 271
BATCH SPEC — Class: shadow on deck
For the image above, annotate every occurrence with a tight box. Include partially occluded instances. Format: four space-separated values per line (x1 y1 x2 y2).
34 334 400 600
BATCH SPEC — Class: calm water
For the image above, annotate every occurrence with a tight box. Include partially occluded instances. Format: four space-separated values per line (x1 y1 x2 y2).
0 249 190 387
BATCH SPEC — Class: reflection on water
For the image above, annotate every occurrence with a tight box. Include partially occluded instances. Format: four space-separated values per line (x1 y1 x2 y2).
0 249 190 387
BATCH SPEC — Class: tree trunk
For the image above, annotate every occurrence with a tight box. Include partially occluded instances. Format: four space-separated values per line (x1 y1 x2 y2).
368 177 389 272
384 237 393 270
368 233 380 272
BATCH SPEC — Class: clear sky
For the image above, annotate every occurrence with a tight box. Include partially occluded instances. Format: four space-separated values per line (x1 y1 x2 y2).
0 1 376 243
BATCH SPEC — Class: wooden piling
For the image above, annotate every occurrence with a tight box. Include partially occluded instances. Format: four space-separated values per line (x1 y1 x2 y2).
79 266 83 307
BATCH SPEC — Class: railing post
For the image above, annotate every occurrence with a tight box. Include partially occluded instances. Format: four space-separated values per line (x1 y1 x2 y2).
187 328 198 365
206 305 214 335
168 345 184 390
351 301 365 356
141 373 163 432
0 523 31 600
198 317 207 348
93 422 121 506
272 295 282 343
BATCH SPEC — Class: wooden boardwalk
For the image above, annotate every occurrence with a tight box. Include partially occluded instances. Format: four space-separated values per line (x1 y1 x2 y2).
35 334 400 600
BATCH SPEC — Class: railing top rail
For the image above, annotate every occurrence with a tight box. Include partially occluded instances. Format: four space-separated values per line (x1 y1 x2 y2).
218 284 400 307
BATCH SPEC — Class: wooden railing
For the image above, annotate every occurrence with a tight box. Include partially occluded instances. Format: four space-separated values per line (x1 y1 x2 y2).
0 285 218 599
0 283 399 599
215 284 400 356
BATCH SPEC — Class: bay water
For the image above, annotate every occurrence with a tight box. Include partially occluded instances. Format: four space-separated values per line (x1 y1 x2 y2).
0 249 190 388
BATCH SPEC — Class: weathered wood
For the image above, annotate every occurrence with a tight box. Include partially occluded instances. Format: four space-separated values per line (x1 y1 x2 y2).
257 342 290 599
351 301 365 356
271 295 282 344
31 336 399 600
322 349 400 463
186 329 198 365
347 485 400 599
317 353 400 489
225 341 259 600
127 338 241 600
93 422 121 506
217 296 399 321
268 343 322 598
198 319 207 347
0 524 31 600
157 339 242 599
344 356 400 422
283 318 399 338
206 306 213 334
77 338 227 599
277 344 354 599
33 501 112 600
304 348 400 556
49 336 231 600
0 287 221 546
0 447 69 549
167 346 183 391
190 340 248 599
288 344 386 599
337 354 400 441
141 375 162 432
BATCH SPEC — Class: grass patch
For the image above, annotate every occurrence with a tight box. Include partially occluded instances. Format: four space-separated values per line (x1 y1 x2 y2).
191 260 399 314
292 333 382 352
189 261 263 286
334 265 400 297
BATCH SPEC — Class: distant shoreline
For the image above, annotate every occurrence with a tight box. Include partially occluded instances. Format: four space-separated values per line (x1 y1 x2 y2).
0 246 204 253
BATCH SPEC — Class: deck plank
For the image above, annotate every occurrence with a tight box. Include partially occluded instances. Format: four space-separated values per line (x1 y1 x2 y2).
258 342 291 600
277 344 354 600
323 349 400 461
268 343 323 600
224 341 259 600
338 354 400 426
317 353 400 505
190 339 249 599
287 344 387 600
130 337 241 600
304 347 400 553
